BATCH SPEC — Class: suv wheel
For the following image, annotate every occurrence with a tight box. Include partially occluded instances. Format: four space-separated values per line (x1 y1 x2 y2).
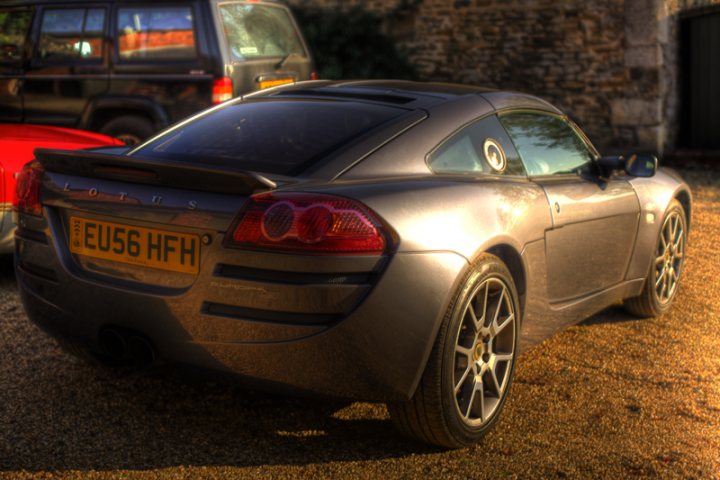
100 115 155 145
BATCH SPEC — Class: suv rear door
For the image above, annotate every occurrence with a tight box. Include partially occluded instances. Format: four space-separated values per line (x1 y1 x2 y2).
110 1 215 123
23 5 110 127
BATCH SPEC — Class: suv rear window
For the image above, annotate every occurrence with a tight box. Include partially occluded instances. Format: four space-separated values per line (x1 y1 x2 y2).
117 6 196 60
218 3 306 60
132 100 404 175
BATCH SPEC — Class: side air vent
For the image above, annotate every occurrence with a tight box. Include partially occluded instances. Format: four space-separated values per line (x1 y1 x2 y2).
214 264 374 286
18 261 58 283
202 302 340 326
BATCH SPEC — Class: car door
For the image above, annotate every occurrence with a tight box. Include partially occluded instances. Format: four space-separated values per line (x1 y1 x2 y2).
499 111 640 303
23 5 109 127
0 6 33 122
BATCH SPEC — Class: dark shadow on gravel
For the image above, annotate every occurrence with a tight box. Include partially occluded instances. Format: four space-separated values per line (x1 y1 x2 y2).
0 287 644 473
0 357 439 472
579 306 641 326
0 254 16 289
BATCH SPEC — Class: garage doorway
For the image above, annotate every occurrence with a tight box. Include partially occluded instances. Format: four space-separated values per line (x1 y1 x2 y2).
680 10 720 149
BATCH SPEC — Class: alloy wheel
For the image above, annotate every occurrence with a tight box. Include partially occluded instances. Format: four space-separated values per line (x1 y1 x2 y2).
654 210 685 304
453 276 516 426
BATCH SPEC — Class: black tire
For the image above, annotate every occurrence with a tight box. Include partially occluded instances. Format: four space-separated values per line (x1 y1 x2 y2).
99 115 155 145
624 199 687 318
388 253 520 448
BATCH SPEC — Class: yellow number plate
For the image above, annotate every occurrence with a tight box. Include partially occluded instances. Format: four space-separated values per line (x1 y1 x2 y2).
69 217 200 275
258 78 294 89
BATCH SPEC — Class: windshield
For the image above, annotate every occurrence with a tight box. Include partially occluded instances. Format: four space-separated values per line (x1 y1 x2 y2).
218 2 306 60
132 100 405 175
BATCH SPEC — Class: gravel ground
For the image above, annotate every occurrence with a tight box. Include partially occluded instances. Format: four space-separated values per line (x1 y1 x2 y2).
0 168 718 479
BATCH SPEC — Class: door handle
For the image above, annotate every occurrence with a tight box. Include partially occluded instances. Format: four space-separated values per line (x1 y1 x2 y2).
9 78 23 96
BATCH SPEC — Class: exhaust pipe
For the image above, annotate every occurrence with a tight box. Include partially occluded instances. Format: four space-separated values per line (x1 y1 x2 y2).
99 328 126 360
127 335 156 366
98 328 156 367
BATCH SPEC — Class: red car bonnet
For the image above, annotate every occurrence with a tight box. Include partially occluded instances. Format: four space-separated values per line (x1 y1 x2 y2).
0 125 123 205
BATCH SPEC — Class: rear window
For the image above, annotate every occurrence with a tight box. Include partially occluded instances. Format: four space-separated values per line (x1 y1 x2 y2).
132 100 404 175
117 6 196 60
218 3 306 60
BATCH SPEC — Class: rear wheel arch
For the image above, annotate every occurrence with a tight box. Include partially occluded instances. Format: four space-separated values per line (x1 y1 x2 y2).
675 188 692 231
484 243 527 320
406 243 526 401
388 252 521 447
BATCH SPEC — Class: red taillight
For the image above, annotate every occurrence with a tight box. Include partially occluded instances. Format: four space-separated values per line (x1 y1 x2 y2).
226 193 389 255
212 76 233 104
311 71 318 81
14 160 45 216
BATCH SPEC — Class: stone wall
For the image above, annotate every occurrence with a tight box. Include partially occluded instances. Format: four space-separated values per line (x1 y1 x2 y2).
289 0 720 154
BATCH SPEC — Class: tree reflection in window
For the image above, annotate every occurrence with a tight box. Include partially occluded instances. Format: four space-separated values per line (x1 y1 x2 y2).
0 8 32 61
219 4 305 60
500 113 594 176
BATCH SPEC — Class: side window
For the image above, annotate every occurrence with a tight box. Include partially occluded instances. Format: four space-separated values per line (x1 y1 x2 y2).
428 115 525 176
0 8 32 62
117 7 196 60
499 112 594 176
37 8 105 61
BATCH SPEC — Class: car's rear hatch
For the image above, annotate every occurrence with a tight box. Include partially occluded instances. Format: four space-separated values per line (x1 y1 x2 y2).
210 0 314 95
33 149 274 290
17 98 420 341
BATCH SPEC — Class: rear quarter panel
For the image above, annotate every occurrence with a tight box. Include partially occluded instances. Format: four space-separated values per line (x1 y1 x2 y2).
301 177 550 258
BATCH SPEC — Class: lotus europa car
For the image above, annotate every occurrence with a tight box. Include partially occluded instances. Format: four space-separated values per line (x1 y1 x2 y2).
14 81 691 448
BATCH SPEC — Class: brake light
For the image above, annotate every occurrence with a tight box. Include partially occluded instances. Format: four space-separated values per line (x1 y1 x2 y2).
14 160 45 216
226 193 389 255
212 76 233 104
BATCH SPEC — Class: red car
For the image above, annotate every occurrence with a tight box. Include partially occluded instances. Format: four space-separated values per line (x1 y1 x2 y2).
1 125 122 253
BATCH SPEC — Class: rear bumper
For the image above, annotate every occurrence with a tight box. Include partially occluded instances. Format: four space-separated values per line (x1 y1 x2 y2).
16 228 468 401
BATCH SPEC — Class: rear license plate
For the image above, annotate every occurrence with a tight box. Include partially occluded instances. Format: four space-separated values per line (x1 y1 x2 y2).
258 77 294 89
69 217 200 274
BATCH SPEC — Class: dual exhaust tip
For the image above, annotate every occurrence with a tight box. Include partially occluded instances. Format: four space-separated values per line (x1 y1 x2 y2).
99 328 156 367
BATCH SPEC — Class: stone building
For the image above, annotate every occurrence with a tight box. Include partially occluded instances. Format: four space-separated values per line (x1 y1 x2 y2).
289 0 720 156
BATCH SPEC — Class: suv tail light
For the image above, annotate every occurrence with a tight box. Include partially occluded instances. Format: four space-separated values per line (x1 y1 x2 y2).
226 193 389 255
14 160 45 216
212 77 233 104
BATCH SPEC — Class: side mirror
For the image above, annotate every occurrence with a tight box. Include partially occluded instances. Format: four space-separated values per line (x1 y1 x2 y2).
597 154 657 178
624 153 657 177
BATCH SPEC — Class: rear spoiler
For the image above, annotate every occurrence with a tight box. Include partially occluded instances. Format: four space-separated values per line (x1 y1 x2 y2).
34 149 278 195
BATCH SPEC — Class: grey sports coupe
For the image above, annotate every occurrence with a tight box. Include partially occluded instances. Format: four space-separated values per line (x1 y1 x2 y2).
14 81 691 448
